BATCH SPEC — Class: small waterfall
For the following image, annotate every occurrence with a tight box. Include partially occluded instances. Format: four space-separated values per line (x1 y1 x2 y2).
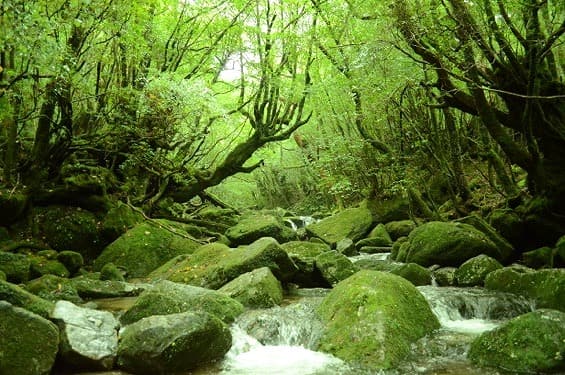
221 299 350 375
349 252 391 262
418 286 534 334
284 216 319 231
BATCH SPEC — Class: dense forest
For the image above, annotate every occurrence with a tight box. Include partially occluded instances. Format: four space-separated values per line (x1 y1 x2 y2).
1 1 564 374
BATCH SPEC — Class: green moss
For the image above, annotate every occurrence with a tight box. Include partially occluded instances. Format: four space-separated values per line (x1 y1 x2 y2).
218 267 283 308
317 270 439 370
468 309 565 373
56 251 84 275
25 275 82 303
390 263 431 286
384 220 417 241
0 252 31 283
0 279 54 318
100 262 125 281
305 207 373 247
225 213 296 246
314 251 358 286
454 254 503 287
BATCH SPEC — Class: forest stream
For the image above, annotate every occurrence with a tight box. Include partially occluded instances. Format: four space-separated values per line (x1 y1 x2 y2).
69 252 536 375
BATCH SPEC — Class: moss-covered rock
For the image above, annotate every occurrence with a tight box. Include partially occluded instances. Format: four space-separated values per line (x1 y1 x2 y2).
433 267 457 286
120 280 243 326
25 275 82 304
454 215 513 262
485 267 565 311
365 196 411 223
363 223 393 247
29 255 70 279
390 236 408 261
100 201 144 243
70 275 147 299
93 219 201 278
390 262 432 286
0 301 59 375
99 262 125 282
218 267 283 308
163 237 298 289
335 238 357 256
487 208 525 250
521 246 554 269
0 251 31 282
316 270 439 369
404 221 505 267
454 254 503 287
281 241 330 287
33 206 103 262
315 251 358 286
0 279 54 318
468 309 565 373
384 220 417 241
225 213 297 246
0 190 27 226
56 251 84 275
0 270 6 281
305 207 373 247
117 311 231 375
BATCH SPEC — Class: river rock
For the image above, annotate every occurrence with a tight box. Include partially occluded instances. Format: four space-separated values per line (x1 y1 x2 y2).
315 251 358 286
33 206 103 262
0 301 59 375
100 201 144 243
281 241 330 286
117 311 232 375
455 215 513 262
29 254 70 279
99 262 125 281
71 275 147 299
0 251 31 282
93 219 201 278
390 236 408 260
120 280 243 325
404 221 505 267
485 267 565 311
162 237 298 289
335 238 356 256
56 251 84 275
384 220 417 240
218 267 283 308
454 254 503 287
361 223 393 247
433 267 457 286
521 246 554 269
316 270 439 369
225 212 297 246
51 300 118 370
468 309 565 373
0 279 54 318
25 275 82 303
390 262 431 286
305 207 373 247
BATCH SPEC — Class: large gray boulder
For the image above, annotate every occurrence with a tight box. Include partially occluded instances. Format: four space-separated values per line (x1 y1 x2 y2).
305 207 373 247
120 280 244 326
316 270 439 370
404 221 506 267
94 220 202 278
0 301 59 375
161 237 298 289
485 267 565 311
51 300 119 370
218 267 283 308
225 212 297 246
468 309 565 373
117 311 232 375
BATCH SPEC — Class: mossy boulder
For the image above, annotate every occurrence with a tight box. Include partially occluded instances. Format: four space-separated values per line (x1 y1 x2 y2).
365 196 411 223
117 311 231 375
455 215 513 262
362 223 393 247
389 262 432 286
316 270 439 369
281 241 330 287
485 267 565 311
521 246 554 269
99 262 125 282
0 301 59 375
0 279 54 318
100 201 144 243
25 275 82 304
433 267 458 286
404 221 505 267
0 190 27 226
225 213 297 246
384 220 417 241
0 251 31 283
93 220 201 279
335 238 357 256
305 207 373 247
468 309 565 373
56 251 84 275
218 267 283 308
390 236 408 261
120 280 244 326
163 237 298 289
454 254 503 287
70 276 147 299
33 206 103 262
30 255 70 279
314 251 359 286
